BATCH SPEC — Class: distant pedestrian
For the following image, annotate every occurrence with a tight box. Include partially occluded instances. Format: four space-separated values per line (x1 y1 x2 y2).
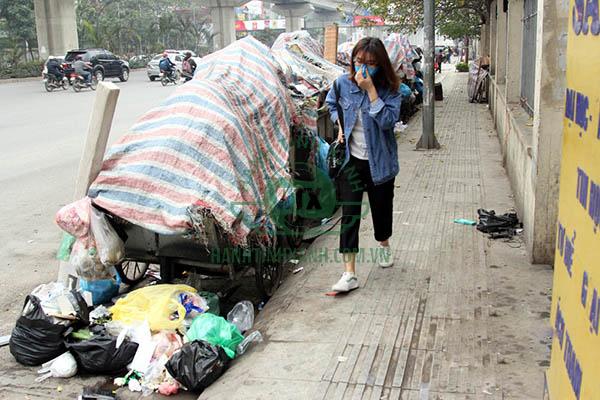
325 37 401 293
435 52 443 73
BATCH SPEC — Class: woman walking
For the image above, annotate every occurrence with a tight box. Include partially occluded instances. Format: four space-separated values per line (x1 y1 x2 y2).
325 37 401 292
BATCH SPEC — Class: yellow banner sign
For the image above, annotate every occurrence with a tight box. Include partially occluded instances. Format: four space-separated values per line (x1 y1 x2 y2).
547 1 600 399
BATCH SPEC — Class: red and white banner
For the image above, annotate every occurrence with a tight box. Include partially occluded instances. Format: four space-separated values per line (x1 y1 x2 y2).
235 19 286 31
352 15 384 26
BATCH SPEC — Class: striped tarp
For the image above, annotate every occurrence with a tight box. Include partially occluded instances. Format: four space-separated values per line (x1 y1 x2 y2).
384 33 417 78
86 37 295 246
271 31 344 135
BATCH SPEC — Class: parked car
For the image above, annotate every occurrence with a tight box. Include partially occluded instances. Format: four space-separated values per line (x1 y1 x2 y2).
146 53 183 81
64 49 130 82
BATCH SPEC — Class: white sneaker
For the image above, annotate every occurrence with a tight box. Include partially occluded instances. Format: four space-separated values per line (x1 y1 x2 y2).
378 245 394 268
331 272 359 292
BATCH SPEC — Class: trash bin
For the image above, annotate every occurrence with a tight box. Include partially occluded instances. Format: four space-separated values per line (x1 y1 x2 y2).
434 83 444 101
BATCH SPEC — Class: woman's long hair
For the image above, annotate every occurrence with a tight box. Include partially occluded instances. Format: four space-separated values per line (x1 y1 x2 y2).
349 37 399 92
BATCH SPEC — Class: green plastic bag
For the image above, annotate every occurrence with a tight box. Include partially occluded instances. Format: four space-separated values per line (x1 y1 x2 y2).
56 233 76 261
198 291 220 316
186 314 243 359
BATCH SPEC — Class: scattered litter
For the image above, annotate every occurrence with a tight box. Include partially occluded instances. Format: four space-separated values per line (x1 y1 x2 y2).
67 334 138 374
292 267 304 274
57 386 63 392
128 378 142 392
165 340 230 392
338 356 348 362
187 314 244 359
289 259 300 265
482 389 492 395
476 209 522 239
158 381 180 396
10 295 69 366
402 222 410 226
236 331 263 355
78 386 117 400
0 335 10 347
28 240 34 244
257 301 266 311
227 301 255 333
454 218 476 226
110 284 202 331
35 352 78 382
89 305 111 323
393 211 403 214
296 249 306 256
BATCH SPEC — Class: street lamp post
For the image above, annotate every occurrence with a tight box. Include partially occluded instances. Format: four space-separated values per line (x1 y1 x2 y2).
417 0 441 149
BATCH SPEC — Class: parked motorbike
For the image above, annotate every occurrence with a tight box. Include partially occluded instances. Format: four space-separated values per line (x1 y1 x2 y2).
71 73 97 92
43 73 69 92
160 69 179 86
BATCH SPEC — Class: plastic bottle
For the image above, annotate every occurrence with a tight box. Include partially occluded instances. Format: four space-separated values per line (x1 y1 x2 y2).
236 331 263 355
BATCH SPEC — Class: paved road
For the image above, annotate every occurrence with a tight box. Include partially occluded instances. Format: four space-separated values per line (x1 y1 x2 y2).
0 70 177 332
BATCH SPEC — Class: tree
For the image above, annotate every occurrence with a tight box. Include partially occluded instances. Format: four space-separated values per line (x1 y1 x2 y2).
0 0 37 61
75 0 213 57
356 0 491 40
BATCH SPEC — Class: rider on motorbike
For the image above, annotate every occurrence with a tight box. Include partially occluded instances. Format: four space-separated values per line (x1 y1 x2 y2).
181 52 197 82
46 57 64 82
73 55 92 86
159 52 177 80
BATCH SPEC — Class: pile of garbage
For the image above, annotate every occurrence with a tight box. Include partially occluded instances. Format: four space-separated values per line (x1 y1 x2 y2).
8 280 262 396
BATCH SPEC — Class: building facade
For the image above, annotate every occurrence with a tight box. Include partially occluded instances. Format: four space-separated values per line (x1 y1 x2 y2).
480 0 568 264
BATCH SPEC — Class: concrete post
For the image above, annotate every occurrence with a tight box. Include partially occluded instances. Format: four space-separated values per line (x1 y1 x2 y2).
209 0 244 50
34 0 79 60
272 3 313 32
494 0 508 84
505 0 524 101
416 0 440 150
58 82 121 285
489 0 497 75
529 0 568 263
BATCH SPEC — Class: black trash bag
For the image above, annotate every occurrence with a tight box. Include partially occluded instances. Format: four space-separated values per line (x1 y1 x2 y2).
165 340 230 392
476 209 522 236
9 295 68 366
64 290 90 328
67 336 138 374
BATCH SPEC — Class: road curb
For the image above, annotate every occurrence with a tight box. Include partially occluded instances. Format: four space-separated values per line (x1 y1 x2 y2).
0 76 40 85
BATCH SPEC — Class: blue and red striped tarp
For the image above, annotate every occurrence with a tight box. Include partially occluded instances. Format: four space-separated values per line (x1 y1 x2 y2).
86 37 295 245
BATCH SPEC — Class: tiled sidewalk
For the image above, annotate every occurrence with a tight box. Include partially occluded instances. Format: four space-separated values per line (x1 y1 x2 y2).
200 72 553 400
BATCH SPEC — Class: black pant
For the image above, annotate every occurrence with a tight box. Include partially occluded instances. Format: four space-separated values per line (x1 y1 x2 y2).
339 156 395 253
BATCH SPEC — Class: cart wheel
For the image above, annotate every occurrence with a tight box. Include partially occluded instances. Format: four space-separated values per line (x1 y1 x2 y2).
115 260 149 285
255 257 283 299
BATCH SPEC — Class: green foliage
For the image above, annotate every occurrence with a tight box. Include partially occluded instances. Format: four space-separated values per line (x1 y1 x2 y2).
75 0 214 58
455 62 469 72
356 0 490 39
0 59 43 79
0 0 38 64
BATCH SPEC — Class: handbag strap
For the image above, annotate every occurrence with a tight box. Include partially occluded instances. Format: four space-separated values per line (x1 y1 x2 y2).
334 80 344 137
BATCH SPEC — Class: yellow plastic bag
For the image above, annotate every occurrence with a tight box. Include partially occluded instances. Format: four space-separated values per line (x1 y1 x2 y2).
110 284 197 331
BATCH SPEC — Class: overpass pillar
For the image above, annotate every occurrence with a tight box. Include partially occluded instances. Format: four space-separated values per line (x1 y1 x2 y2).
34 0 79 60
304 9 340 29
272 3 313 32
209 0 245 50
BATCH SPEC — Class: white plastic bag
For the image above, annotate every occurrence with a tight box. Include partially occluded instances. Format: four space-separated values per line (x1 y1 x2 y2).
90 208 124 266
69 238 115 280
227 300 255 332
35 352 77 382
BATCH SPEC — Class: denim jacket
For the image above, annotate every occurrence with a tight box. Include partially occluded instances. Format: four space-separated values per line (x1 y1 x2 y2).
326 74 401 185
